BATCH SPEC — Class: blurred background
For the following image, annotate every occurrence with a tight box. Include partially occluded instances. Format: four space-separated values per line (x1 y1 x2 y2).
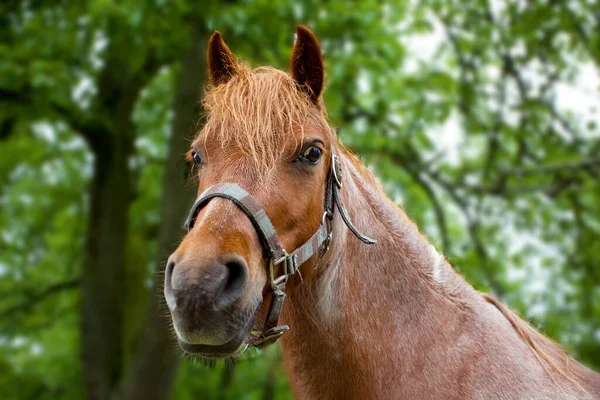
1 0 599 399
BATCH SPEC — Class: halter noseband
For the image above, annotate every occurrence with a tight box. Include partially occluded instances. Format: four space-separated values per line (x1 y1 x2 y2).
184 149 376 352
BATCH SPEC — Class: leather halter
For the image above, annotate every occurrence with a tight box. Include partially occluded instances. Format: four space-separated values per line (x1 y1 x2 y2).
184 150 376 352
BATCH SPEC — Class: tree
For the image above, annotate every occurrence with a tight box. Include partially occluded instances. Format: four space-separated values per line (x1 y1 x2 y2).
1 1 202 398
1 0 598 399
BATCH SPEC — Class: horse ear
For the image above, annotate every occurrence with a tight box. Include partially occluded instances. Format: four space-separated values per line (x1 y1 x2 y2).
291 25 324 103
207 31 237 86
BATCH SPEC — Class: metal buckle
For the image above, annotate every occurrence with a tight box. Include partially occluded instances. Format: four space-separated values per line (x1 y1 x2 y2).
269 253 297 290
261 325 289 339
332 154 342 188
232 342 250 358
248 325 289 349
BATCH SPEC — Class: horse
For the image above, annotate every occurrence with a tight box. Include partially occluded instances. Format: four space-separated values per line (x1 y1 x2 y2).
163 25 600 399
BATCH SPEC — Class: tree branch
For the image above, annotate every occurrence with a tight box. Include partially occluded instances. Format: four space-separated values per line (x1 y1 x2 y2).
0 87 110 153
0 277 80 320
0 116 16 141
373 149 451 254
505 158 600 176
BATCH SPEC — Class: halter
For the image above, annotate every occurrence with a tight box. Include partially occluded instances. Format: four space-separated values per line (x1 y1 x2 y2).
184 149 376 351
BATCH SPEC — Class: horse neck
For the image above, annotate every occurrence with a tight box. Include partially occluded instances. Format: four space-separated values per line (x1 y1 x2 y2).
279 150 477 396
287 149 474 319
281 153 600 399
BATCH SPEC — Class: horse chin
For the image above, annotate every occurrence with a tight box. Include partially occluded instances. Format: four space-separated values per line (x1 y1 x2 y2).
178 336 247 360
178 309 256 359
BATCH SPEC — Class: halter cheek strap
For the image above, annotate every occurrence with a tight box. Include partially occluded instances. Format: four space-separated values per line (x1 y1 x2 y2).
184 150 376 350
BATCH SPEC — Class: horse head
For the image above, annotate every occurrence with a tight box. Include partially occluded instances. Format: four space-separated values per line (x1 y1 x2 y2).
164 26 341 359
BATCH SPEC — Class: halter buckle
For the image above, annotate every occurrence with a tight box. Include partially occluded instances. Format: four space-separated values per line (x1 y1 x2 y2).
269 252 298 290
248 325 289 349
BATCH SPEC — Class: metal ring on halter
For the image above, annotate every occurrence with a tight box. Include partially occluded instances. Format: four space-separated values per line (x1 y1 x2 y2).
233 342 250 358
322 209 333 224
332 154 342 188
321 211 333 256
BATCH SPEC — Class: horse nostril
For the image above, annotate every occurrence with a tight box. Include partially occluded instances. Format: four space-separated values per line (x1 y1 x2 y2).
214 255 248 310
164 259 177 310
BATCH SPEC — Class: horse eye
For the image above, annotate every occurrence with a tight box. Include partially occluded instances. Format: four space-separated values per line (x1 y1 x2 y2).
191 151 203 168
301 146 322 164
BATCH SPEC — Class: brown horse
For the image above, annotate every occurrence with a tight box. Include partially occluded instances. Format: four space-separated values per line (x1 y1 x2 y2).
164 25 600 399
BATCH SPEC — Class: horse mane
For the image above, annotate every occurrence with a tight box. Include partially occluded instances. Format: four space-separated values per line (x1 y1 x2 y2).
196 63 334 172
332 144 586 391
482 293 585 390
337 146 388 196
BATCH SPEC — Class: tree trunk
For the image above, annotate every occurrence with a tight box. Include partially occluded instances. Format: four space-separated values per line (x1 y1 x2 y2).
79 48 155 399
119 25 206 400
81 128 132 400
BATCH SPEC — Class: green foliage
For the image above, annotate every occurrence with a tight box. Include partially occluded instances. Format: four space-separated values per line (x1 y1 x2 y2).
1 0 599 398
173 348 292 400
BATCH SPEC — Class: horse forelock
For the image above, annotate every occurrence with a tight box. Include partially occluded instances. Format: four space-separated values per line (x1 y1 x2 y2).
195 64 334 174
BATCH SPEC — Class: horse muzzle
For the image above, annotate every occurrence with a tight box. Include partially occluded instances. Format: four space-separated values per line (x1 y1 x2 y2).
164 253 260 357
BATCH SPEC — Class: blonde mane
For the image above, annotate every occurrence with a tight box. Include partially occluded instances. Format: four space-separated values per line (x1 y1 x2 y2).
482 293 586 391
196 64 334 172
